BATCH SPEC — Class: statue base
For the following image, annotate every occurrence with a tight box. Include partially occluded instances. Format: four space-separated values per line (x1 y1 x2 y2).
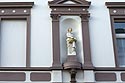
63 55 81 69
63 55 82 83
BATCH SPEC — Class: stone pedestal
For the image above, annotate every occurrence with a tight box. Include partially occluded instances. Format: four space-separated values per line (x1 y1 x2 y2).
63 55 81 83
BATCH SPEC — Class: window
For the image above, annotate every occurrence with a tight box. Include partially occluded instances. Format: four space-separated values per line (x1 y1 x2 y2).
0 2 34 68
106 2 125 67
1 19 27 67
114 20 125 67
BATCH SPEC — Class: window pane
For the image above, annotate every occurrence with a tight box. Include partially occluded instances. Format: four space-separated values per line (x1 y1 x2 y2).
0 20 26 67
117 38 125 67
114 22 125 34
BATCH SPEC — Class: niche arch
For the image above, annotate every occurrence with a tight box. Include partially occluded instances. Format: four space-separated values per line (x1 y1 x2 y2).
60 16 84 64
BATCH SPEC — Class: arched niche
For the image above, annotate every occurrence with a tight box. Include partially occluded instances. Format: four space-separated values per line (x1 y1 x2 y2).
60 16 84 64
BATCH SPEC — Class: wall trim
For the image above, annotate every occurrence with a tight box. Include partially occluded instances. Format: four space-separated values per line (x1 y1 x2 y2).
1 67 125 71
95 73 116 81
0 2 34 8
95 67 125 71
30 72 51 81
0 72 25 81
121 73 125 81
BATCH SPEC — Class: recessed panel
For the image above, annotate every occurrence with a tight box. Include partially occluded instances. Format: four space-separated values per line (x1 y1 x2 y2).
0 20 26 67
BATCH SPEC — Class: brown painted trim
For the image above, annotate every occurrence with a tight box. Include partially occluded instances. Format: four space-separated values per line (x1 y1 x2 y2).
49 4 90 8
110 16 119 67
48 0 90 5
121 73 125 81
0 72 25 81
50 14 62 69
0 2 34 8
106 2 125 8
80 14 94 69
95 73 116 81
0 67 51 71
0 8 31 16
26 15 31 67
2 67 125 71
1 67 125 71
30 72 51 81
95 67 125 71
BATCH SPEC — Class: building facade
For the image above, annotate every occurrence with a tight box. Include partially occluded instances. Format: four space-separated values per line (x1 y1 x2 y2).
0 0 124 83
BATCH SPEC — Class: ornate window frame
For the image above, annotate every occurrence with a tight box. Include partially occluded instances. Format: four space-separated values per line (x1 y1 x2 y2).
106 2 125 67
0 2 34 68
49 0 93 69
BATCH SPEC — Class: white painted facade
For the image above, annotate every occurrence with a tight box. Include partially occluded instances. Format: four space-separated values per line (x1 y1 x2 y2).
0 0 124 83
0 0 118 67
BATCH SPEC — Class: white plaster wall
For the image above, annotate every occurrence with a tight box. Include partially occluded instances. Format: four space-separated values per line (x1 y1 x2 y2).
89 0 115 67
0 0 123 67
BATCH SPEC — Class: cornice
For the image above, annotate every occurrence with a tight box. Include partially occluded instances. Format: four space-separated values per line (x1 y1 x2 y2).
0 2 34 8
106 2 125 8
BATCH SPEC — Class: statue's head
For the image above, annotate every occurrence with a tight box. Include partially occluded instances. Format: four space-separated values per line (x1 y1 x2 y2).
68 28 72 33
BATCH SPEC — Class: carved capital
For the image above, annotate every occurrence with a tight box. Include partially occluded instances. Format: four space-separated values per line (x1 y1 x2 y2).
80 14 90 21
51 14 61 21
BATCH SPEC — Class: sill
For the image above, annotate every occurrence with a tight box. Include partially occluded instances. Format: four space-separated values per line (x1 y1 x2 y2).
0 67 51 71
95 67 125 71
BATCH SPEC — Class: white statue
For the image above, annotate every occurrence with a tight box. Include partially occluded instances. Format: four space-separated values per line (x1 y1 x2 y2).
66 28 77 55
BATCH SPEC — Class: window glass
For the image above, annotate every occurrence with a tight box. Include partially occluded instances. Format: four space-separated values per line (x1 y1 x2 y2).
117 38 125 67
114 22 125 33
115 21 125 67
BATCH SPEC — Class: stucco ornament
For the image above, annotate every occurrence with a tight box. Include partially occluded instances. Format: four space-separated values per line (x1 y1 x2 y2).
66 28 77 55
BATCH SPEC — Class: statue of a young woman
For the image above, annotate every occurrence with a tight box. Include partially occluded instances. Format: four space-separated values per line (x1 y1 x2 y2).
66 28 77 55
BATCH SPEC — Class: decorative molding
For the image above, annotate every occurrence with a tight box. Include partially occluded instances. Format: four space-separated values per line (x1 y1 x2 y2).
0 67 51 71
95 73 116 81
0 2 34 8
80 14 90 21
51 14 60 21
0 72 25 81
49 0 93 70
121 73 125 81
48 0 90 6
106 2 125 8
30 73 51 81
0 9 31 16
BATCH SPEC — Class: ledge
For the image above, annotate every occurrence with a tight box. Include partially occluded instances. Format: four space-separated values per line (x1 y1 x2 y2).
49 4 91 8
0 67 51 71
95 67 125 71
106 2 125 8
0 2 34 8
